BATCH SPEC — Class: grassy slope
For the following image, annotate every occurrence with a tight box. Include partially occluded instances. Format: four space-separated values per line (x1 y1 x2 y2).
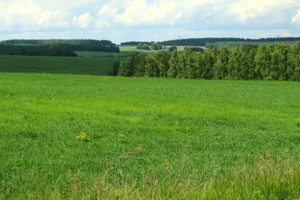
0 73 299 199
0 55 123 75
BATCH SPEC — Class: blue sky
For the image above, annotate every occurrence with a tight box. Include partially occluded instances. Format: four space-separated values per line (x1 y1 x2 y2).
0 0 299 44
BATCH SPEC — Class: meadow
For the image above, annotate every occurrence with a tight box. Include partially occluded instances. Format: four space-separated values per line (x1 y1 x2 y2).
0 72 299 199
0 55 123 75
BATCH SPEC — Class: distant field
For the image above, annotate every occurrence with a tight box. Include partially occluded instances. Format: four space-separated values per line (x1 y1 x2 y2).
76 46 165 58
120 45 169 53
165 45 206 51
0 55 123 75
0 73 299 199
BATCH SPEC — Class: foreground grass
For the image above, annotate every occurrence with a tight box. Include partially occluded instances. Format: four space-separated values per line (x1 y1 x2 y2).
0 73 299 199
23 155 299 199
0 55 122 75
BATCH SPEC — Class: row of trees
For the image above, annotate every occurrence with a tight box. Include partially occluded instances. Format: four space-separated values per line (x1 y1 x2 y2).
0 44 120 56
0 39 114 46
137 43 163 50
137 43 151 50
121 41 152 46
0 46 77 57
122 37 300 47
205 42 259 50
151 43 163 50
161 37 300 46
115 42 300 81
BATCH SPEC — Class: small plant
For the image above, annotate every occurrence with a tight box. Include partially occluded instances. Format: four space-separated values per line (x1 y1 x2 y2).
117 133 125 141
76 132 89 142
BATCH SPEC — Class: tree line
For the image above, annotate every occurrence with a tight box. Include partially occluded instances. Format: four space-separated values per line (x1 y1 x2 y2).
121 41 152 46
137 43 163 50
120 37 300 47
0 44 120 56
114 42 300 81
205 42 259 49
160 37 300 46
0 39 114 46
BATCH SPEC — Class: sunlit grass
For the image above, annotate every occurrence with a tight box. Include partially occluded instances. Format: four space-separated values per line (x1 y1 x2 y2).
0 73 299 199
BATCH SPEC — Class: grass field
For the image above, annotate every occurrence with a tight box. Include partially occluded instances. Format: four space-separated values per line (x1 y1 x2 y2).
120 45 169 53
0 72 299 199
0 55 123 75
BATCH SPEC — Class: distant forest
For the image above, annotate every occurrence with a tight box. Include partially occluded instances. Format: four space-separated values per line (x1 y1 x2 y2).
160 37 300 46
0 40 120 56
121 41 153 46
0 39 114 46
121 37 300 47
115 42 300 81
205 42 260 49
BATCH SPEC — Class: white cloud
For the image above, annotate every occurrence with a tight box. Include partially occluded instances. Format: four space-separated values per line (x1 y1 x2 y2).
228 0 267 23
72 13 93 28
0 0 299 40
97 0 184 27
96 5 119 28
96 0 300 29
228 0 299 24
0 0 70 31
292 10 300 24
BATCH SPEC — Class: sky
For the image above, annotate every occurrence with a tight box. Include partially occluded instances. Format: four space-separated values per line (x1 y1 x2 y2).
0 0 299 44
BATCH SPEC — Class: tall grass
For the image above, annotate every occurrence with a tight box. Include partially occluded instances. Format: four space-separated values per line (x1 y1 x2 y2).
16 154 299 200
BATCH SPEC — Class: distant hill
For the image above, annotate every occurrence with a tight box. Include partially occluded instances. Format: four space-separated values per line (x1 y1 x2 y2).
159 37 300 46
0 40 120 56
120 41 153 46
0 39 115 46
121 37 300 47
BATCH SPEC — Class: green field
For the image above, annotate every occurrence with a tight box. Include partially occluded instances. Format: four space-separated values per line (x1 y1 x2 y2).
0 73 299 199
0 46 168 76
0 55 123 75
120 45 169 53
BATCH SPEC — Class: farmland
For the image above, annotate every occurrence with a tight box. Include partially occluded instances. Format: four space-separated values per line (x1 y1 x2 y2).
0 46 168 76
0 72 299 199
0 55 123 75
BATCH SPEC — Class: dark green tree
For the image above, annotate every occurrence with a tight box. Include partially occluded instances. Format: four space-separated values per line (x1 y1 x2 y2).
255 45 272 80
118 56 135 76
213 48 229 79
167 50 179 78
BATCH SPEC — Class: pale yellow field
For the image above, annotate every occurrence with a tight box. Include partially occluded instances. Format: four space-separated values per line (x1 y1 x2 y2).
165 45 206 51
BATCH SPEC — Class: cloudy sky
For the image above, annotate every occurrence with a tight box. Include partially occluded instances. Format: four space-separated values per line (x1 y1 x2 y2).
0 0 299 43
